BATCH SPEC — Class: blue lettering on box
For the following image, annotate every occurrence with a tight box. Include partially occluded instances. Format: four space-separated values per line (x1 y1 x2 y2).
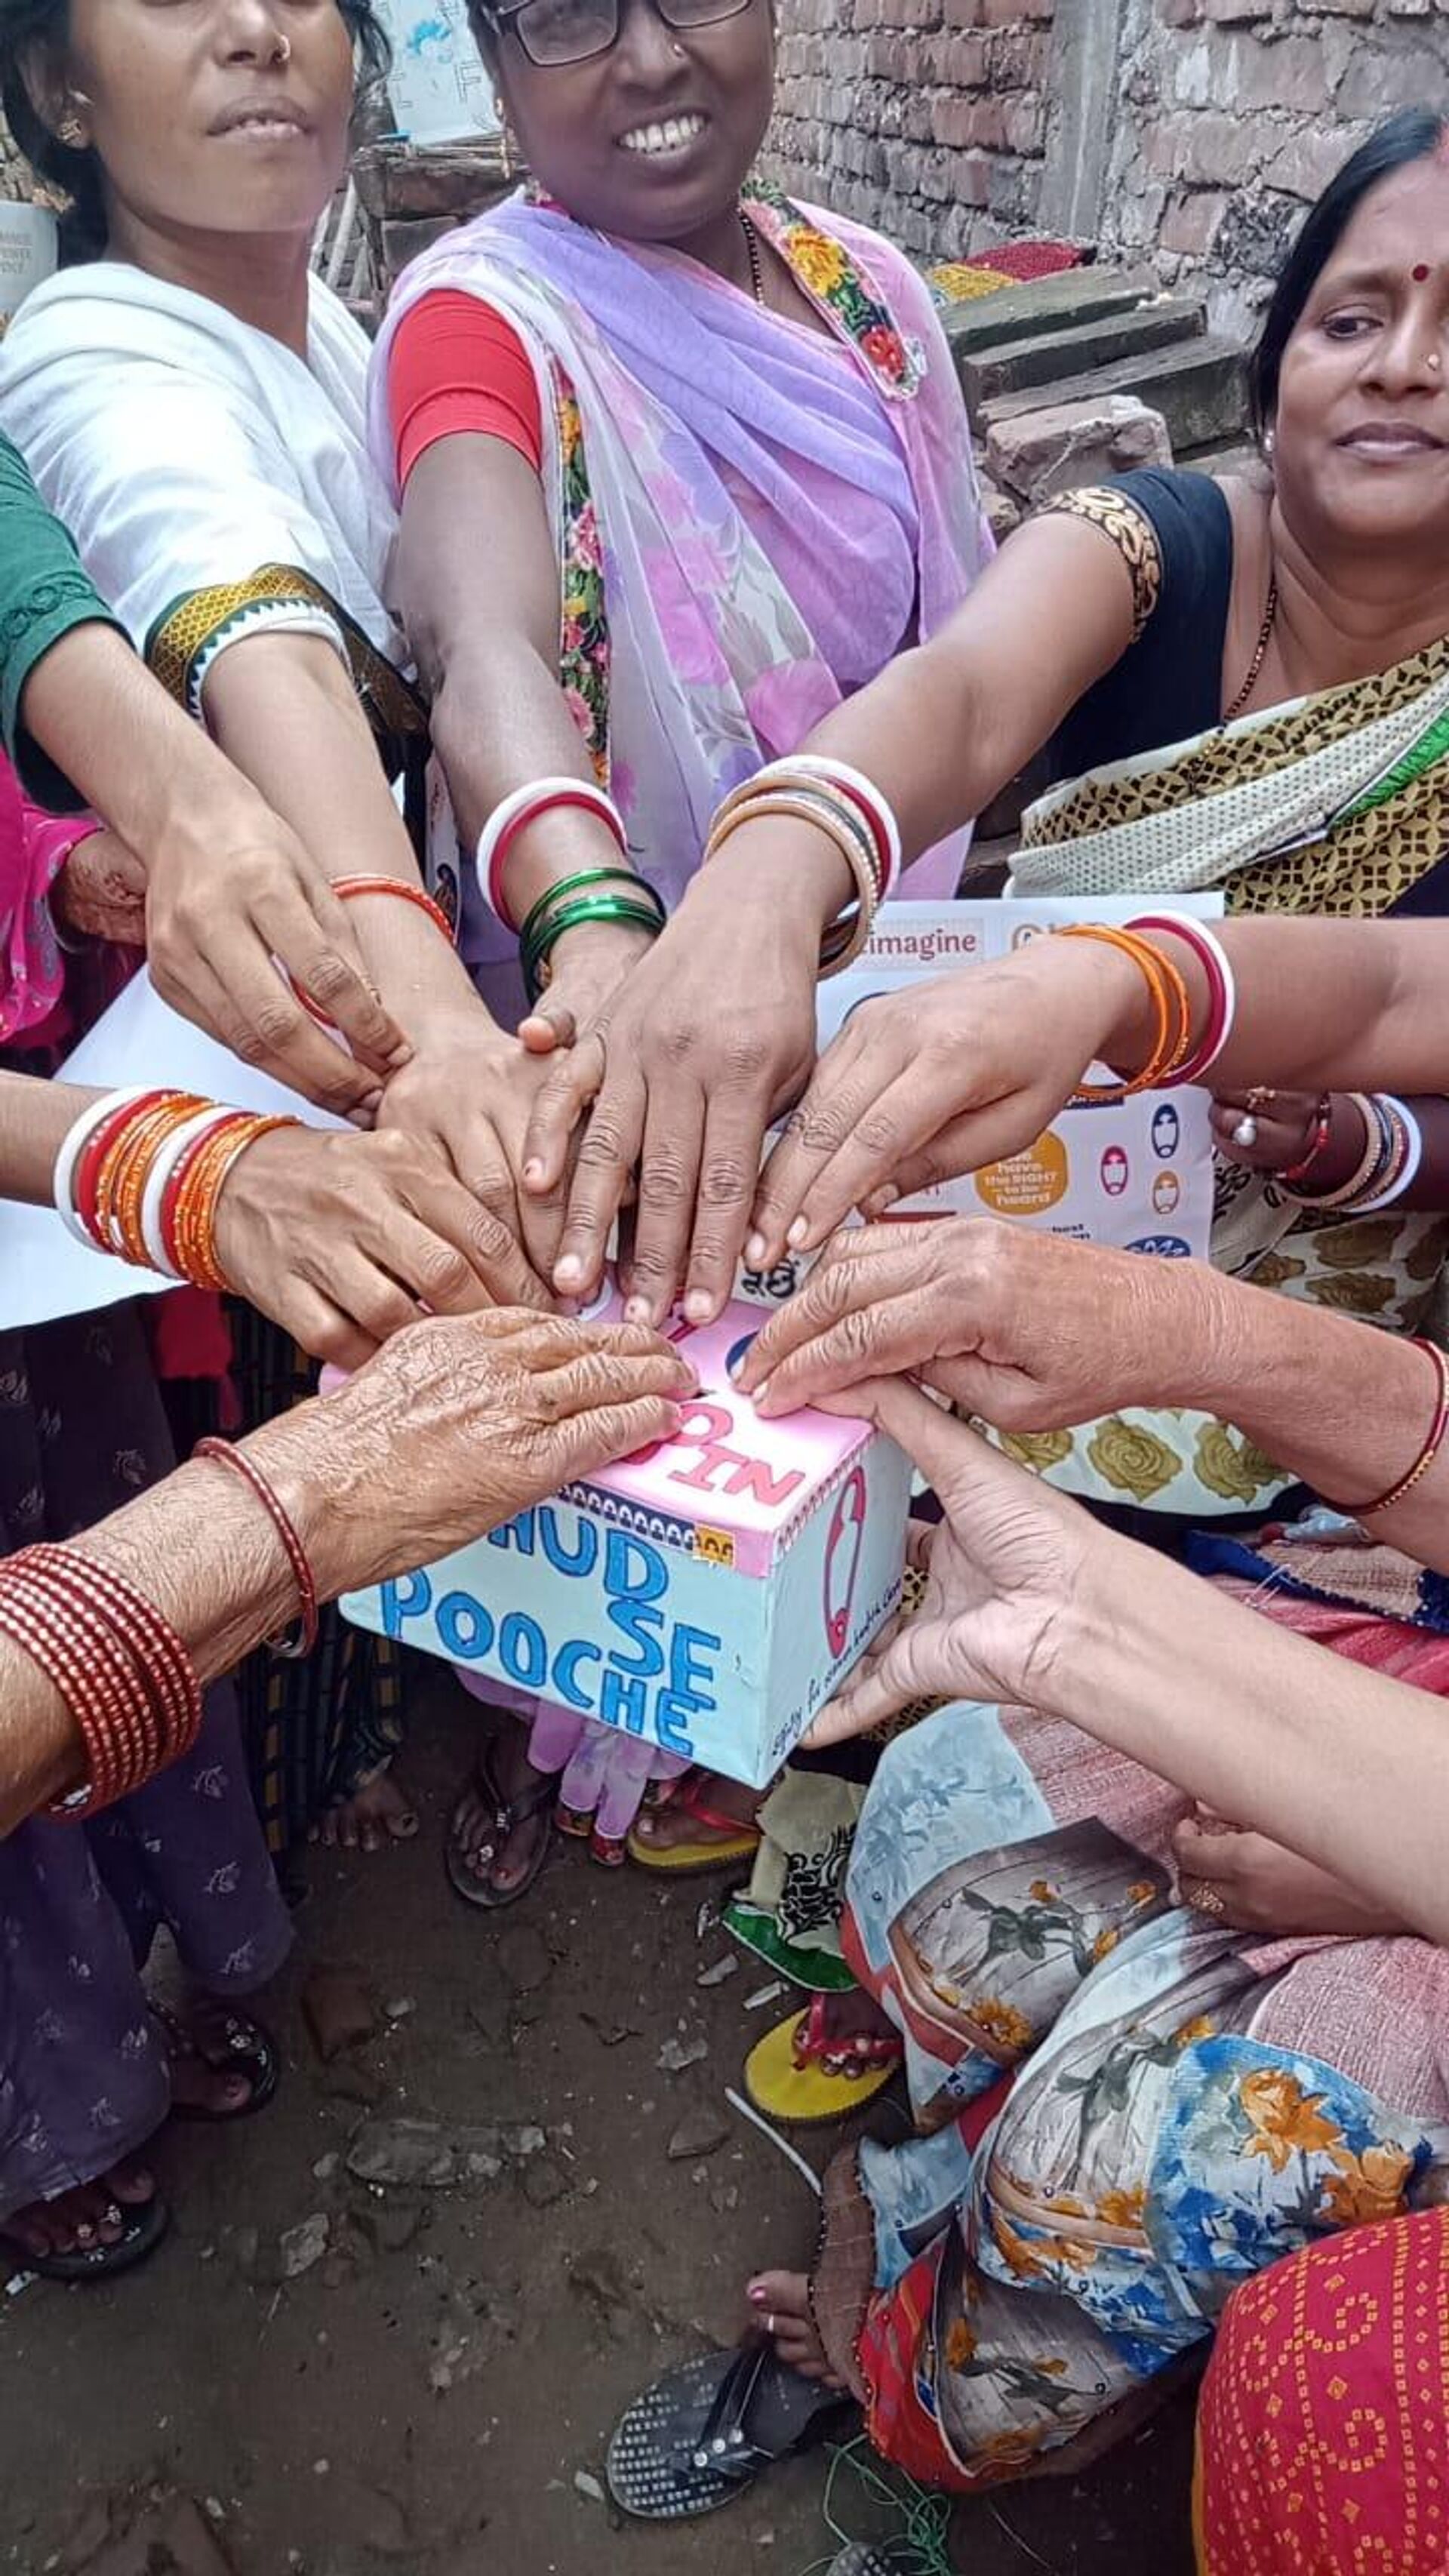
670 1624 721 1702
500 1611 549 1689
437 1590 494 1660
599 1667 650 1736
488 1510 535 1556
381 1569 432 1637
606 1597 666 1676
540 1508 598 1577
552 1639 601 1710
605 1531 668 1602
654 1694 698 1757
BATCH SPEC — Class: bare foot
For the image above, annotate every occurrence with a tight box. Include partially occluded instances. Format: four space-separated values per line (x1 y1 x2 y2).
2 2159 156 2264
629 1771 761 1857
811 1990 898 2073
448 1725 554 1902
746 2269 847 2390
310 1768 420 1854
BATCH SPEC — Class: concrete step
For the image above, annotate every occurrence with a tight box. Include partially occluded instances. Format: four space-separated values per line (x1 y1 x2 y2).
938 263 1162 361
959 298 1207 423
979 336 1251 457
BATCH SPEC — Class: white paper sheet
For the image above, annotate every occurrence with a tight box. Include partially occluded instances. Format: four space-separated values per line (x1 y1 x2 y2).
0 971 339 1331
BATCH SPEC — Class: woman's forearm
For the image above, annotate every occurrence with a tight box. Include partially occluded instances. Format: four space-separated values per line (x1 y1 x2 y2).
203 633 485 1023
19 617 274 863
1156 1269 1449 1571
0 1072 103 1202
1051 1535 1449 1946
1118 921 1449 1100
0 1448 300 1836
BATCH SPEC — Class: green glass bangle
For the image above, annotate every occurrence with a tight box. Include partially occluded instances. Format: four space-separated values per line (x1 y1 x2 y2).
523 892 666 1001
517 866 649 960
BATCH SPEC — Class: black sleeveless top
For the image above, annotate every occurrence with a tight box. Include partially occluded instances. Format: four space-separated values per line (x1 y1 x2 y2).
1044 468 1235 786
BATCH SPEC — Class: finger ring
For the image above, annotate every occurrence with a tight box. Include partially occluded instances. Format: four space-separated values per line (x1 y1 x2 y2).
1232 1116 1259 1149
1245 1087 1277 1113
1189 1880 1226 1920
765 2313 776 2337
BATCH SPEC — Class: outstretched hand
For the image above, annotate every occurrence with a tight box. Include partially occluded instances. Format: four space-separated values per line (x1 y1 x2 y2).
803 1378 1098 1745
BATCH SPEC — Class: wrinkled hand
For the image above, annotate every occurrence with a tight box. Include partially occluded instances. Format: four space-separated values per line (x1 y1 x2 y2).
51 829 148 946
144 808 413 1122
256 1308 697 1599
521 881 820 1327
749 933 1146 1268
1174 1808 1407 1937
1211 1088 1324 1175
375 1007 566 1297
740 1217 1220 1423
213 1122 553 1368
801 1377 1099 1747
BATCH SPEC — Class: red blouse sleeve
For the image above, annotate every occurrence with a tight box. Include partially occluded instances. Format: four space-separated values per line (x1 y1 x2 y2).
389 289 545 485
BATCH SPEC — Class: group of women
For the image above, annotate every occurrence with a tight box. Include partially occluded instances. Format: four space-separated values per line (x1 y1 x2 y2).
0 0 1443 2556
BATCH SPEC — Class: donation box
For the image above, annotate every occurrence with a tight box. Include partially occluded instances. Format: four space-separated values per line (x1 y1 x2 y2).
339 1299 911 1789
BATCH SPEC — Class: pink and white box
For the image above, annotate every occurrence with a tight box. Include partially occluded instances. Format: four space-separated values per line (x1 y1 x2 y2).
339 1297 912 1787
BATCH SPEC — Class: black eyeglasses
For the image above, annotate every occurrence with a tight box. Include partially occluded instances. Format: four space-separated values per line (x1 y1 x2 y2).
492 0 752 69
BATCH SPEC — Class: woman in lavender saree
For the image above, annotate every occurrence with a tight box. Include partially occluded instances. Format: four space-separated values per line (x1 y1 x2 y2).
374 0 989 1897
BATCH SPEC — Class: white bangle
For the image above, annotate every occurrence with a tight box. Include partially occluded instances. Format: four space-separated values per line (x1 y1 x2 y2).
138 1108 226 1277
783 754 903 900
52 1086 155 1251
1355 1096 1423 1213
475 778 626 930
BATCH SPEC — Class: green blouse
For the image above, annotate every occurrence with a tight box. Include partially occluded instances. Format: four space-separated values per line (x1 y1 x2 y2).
0 428 125 809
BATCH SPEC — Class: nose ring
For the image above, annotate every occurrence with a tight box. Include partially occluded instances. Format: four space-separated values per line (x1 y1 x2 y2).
273 28 291 60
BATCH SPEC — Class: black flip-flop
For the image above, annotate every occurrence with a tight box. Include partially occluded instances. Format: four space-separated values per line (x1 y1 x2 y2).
608 2337 854 2521
445 1743 555 1913
151 2000 280 2122
2 2187 170 2285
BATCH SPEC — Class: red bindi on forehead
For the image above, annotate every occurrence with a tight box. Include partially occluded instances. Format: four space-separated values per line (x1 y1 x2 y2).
1414 263 1432 282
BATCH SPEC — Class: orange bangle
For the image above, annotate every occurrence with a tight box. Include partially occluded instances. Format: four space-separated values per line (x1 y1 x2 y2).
171 1113 295 1290
94 1094 208 1263
332 874 454 946
1058 925 1188 1099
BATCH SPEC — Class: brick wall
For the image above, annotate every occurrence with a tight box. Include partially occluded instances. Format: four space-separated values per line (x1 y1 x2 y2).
769 0 1449 328
769 0 1056 257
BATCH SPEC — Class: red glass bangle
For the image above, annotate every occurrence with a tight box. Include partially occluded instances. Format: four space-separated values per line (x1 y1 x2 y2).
72 1089 177 1249
332 874 455 947
1278 1095 1335 1187
193 1438 318 1658
56 1547 201 1761
1128 916 1228 1085
486 790 627 930
1327 1340 1449 1519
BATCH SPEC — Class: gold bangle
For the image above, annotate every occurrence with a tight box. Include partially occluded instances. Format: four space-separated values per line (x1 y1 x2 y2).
704 789 878 974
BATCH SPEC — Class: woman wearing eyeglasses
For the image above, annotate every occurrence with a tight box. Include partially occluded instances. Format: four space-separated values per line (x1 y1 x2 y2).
374 0 989 1899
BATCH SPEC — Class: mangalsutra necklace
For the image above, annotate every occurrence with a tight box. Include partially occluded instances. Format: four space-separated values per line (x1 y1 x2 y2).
739 207 766 306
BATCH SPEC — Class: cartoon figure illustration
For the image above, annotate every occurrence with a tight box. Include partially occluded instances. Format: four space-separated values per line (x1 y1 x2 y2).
823 1467 867 1658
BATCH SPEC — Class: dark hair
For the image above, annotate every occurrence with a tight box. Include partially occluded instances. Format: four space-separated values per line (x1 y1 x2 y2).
1251 108 1447 434
0 0 391 254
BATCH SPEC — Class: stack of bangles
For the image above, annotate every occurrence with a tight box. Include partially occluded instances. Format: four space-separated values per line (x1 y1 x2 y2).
1056 914 1238 1097
286 873 455 1023
1278 1091 1424 1214
703 756 903 976
54 1085 300 1290
0 1543 202 1817
474 777 666 1003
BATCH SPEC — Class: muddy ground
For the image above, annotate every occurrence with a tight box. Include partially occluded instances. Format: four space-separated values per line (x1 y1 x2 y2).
0 1670 1197 2575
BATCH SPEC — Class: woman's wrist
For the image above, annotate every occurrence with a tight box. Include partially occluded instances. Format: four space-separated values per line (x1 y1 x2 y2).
685 826 844 947
236 1397 376 1608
